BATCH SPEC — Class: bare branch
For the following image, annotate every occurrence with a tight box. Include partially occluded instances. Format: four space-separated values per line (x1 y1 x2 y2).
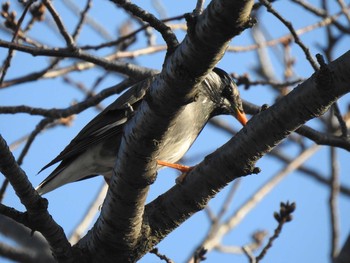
0 134 72 261
258 0 319 70
61 0 114 40
0 78 139 118
194 0 206 16
69 183 108 244
228 8 350 52
43 0 75 48
110 0 179 53
0 242 38 263
77 1 255 261
149 247 175 263
0 0 35 84
0 39 156 78
329 147 340 259
256 202 296 262
187 145 320 260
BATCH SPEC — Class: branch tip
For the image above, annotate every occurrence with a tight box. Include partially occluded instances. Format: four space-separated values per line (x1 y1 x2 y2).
252 167 261 174
315 53 333 92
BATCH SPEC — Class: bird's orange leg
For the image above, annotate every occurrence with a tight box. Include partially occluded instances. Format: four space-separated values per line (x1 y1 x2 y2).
157 160 192 172
157 160 193 183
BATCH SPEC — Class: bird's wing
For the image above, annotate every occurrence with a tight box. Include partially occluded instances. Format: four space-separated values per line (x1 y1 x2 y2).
38 77 153 173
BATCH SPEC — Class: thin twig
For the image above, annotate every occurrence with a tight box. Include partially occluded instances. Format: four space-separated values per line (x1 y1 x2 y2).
329 147 340 259
16 118 54 166
62 0 113 40
0 46 158 89
332 103 348 137
227 8 349 53
63 76 104 111
0 117 74 200
0 242 37 263
149 248 175 263
0 57 61 89
242 245 256 263
250 21 277 82
296 125 350 151
69 182 108 244
234 75 304 89
43 0 75 48
110 0 179 53
203 205 216 223
0 78 137 118
216 230 268 255
0 180 9 203
0 39 157 77
194 0 206 16
335 0 350 23
72 0 92 40
291 0 326 16
259 0 319 71
291 0 350 33
256 202 296 262
80 15 184 51
216 179 241 221
152 0 168 19
0 0 35 85
269 147 350 197
187 145 320 262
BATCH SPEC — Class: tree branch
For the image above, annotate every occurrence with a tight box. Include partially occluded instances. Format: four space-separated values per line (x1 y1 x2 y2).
143 50 350 258
0 135 72 261
0 215 53 262
334 233 350 263
76 0 254 261
0 39 155 78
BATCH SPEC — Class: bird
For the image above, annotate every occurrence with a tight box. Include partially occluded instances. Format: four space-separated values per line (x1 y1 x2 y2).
36 68 248 195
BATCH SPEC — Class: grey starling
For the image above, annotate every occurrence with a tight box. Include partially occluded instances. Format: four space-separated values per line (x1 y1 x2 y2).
36 68 248 195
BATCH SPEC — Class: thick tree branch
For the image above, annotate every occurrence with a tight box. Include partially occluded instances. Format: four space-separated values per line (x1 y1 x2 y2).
243 102 350 152
0 215 54 262
186 145 320 261
77 0 254 262
141 50 350 257
0 242 38 263
0 215 50 252
0 135 72 261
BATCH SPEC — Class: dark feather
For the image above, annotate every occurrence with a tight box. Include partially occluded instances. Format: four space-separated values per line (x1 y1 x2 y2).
38 77 153 174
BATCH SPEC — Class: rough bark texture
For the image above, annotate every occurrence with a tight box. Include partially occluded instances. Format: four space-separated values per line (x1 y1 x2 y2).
76 0 254 262
0 136 72 261
139 50 350 258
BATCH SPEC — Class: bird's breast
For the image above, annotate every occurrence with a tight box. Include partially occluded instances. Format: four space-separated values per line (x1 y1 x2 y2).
159 131 196 163
158 103 211 164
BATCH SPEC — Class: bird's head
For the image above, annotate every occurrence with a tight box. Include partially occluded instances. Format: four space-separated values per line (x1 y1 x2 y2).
203 67 248 126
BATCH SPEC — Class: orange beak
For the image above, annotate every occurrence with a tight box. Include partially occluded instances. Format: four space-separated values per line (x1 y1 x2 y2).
236 110 248 126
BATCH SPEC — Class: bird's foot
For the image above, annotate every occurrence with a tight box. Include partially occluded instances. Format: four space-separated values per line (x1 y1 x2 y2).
156 160 193 184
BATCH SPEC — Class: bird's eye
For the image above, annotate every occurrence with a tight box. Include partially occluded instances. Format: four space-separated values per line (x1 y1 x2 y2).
222 85 233 98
